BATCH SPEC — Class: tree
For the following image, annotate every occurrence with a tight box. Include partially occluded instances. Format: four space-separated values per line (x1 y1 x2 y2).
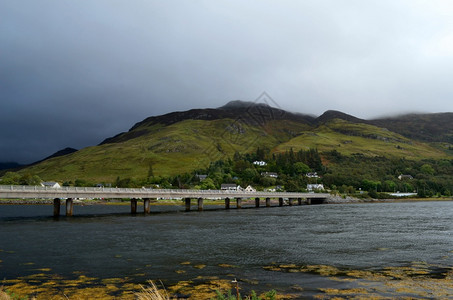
200 178 216 190
294 162 310 175
148 163 154 178
242 168 258 184
420 164 435 175
1 172 20 185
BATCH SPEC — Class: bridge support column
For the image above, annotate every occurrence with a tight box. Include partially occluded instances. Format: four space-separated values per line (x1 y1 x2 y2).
185 198 191 212
298 198 302 205
66 198 73 216
255 197 260 208
197 198 203 211
266 197 271 207
131 198 137 214
236 198 242 209
53 198 60 217
144 198 151 214
289 198 294 206
279 198 283 207
225 198 230 209
307 198 312 205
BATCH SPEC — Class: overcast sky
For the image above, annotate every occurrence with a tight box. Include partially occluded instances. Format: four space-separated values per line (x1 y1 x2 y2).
1 0 453 164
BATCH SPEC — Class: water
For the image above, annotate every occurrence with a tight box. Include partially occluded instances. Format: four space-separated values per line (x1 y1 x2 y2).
1 201 453 297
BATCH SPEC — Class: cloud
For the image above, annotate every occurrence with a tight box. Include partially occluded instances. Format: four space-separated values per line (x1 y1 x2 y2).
1 0 452 163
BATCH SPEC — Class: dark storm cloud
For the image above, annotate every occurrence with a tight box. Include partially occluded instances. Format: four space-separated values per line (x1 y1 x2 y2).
1 0 453 163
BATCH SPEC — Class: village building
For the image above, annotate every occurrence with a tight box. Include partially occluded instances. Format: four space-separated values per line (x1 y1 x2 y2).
261 172 278 178
41 181 61 188
306 172 319 178
253 161 267 166
244 185 256 192
398 174 413 180
221 183 240 191
196 174 208 181
307 184 324 191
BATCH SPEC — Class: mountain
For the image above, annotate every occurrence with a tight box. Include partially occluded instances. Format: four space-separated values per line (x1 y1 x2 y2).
369 113 453 144
314 110 365 125
30 147 78 165
100 101 314 145
11 102 453 183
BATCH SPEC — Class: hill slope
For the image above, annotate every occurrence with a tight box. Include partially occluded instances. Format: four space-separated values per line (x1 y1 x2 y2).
14 102 453 183
369 113 453 143
21 102 313 182
276 119 449 160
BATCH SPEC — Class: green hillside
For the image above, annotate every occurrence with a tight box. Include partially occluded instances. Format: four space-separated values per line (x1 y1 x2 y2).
21 118 309 182
276 119 449 160
6 102 453 185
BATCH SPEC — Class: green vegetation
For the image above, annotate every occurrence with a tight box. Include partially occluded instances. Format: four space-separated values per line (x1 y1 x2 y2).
322 150 453 197
276 119 449 160
4 145 452 198
1 107 452 198
13 118 308 183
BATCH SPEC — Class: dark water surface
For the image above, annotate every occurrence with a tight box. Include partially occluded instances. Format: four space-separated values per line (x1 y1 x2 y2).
1 201 453 297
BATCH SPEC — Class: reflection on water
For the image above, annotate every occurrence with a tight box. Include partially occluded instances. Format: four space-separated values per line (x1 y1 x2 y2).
1 201 453 298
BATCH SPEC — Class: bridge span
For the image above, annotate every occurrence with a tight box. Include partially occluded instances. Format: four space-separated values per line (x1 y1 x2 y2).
0 185 330 217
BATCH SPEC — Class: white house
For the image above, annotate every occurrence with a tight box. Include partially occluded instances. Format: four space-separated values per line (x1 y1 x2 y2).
41 181 61 188
244 185 256 192
253 161 267 166
398 174 413 180
307 184 324 191
261 172 278 178
221 183 239 191
306 172 319 178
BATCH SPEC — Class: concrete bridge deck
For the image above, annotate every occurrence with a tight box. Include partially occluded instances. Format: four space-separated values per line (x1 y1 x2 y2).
0 185 330 217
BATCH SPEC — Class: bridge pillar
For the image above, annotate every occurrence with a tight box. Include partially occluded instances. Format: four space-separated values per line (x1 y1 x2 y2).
298 198 302 205
53 198 60 217
236 198 242 209
279 198 283 207
197 198 203 211
266 197 271 207
225 198 230 209
144 198 151 214
307 198 312 205
255 197 260 208
131 198 137 214
289 198 294 206
185 198 191 212
66 198 73 216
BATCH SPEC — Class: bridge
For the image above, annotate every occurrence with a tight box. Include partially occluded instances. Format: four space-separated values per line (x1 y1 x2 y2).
0 185 330 217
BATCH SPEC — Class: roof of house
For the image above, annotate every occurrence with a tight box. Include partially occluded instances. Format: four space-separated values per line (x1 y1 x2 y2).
221 183 237 187
42 181 59 185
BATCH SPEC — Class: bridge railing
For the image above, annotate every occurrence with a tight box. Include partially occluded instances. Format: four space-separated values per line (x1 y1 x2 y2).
0 185 329 199
0 185 261 194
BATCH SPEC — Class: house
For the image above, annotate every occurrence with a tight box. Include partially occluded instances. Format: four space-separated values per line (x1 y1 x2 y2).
41 181 61 189
253 161 267 166
221 183 239 191
398 174 413 180
244 185 256 192
261 172 278 178
196 174 208 181
307 184 324 191
306 172 319 178
390 192 418 197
